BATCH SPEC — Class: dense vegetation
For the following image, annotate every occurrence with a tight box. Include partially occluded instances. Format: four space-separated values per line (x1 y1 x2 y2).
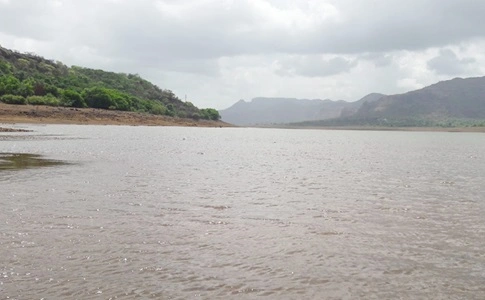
0 46 220 120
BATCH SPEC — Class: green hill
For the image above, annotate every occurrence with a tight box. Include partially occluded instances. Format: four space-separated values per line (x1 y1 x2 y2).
0 45 220 121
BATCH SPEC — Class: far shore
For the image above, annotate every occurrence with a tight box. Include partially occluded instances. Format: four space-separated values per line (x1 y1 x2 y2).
0 103 233 129
2 103 484 133
254 124 485 133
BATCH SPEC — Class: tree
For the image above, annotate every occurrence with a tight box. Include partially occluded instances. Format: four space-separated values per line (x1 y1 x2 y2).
0 75 21 95
0 45 212 117
82 87 113 109
200 108 221 120
17 78 35 97
62 89 86 108
0 61 12 75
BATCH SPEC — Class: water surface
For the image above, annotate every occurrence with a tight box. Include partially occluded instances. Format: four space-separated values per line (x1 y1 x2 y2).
1 124 484 299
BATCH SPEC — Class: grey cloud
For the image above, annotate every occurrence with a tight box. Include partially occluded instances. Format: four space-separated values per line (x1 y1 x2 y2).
275 56 357 77
312 0 485 53
0 0 59 40
1 0 484 108
102 0 485 57
2 0 485 61
427 49 476 75
131 58 221 77
360 53 393 67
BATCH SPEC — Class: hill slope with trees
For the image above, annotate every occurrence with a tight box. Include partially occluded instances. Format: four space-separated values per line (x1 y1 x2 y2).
0 45 220 121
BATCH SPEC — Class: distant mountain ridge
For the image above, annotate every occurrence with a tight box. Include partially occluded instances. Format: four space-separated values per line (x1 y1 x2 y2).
219 94 384 126
295 76 485 127
340 93 385 117
221 76 485 127
354 77 485 119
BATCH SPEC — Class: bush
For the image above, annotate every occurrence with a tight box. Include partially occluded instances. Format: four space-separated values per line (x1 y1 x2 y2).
200 108 221 120
0 61 12 75
149 103 167 115
82 87 132 110
82 87 113 109
0 94 26 105
111 95 130 111
61 89 86 108
189 113 201 120
26 95 61 106
165 104 175 117
0 75 21 95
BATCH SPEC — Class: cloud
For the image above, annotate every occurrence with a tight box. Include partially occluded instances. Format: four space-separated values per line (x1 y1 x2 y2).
0 0 485 109
3 0 485 58
360 53 393 67
274 55 357 77
427 49 476 76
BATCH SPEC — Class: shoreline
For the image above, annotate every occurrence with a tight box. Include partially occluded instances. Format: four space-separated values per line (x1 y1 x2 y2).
2 103 484 133
0 103 232 128
254 125 485 133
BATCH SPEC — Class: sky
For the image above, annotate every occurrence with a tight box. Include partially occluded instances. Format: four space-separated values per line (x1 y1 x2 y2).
0 0 484 109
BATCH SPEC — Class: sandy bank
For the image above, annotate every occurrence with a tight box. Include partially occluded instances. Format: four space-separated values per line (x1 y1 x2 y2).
0 103 232 128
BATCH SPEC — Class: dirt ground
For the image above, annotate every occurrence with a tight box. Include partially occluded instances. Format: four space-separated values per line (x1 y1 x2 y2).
0 103 232 128
2 103 483 133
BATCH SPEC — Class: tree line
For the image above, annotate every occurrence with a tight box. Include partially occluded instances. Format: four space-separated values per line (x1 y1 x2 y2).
0 47 221 121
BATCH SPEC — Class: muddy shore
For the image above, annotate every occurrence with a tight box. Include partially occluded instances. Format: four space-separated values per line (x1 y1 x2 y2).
0 103 232 128
2 103 484 133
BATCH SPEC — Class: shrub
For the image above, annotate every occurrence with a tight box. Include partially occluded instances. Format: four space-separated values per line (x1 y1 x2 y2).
111 95 130 111
149 103 167 115
189 113 201 120
61 89 86 108
0 75 21 95
200 108 221 120
26 95 61 106
165 104 175 117
82 87 113 109
0 94 26 105
0 61 12 75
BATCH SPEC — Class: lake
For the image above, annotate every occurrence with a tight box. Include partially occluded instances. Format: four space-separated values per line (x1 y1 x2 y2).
1 124 484 299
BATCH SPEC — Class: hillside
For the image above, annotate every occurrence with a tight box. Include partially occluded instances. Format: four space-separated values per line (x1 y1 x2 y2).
356 77 485 119
294 76 485 128
0 45 220 121
339 93 385 117
219 97 352 125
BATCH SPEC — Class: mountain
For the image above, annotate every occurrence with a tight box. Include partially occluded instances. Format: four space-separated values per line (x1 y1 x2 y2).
219 94 385 126
219 97 362 126
295 76 485 127
0 45 220 120
355 77 485 119
339 93 385 117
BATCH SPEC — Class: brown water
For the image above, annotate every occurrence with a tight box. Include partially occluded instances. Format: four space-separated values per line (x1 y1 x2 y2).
1 124 484 299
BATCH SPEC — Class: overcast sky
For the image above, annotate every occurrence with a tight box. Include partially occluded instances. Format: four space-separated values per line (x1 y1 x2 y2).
1 0 484 109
